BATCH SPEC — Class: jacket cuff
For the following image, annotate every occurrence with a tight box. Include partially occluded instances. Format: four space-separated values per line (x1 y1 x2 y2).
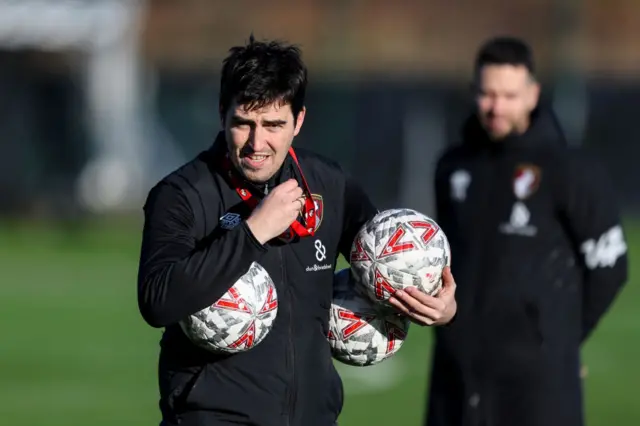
241 221 269 252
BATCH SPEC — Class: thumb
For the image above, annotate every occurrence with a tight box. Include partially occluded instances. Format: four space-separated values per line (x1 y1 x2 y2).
441 267 456 290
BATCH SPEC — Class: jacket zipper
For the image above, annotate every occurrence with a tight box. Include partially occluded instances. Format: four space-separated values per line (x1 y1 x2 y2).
280 247 296 425
265 184 296 424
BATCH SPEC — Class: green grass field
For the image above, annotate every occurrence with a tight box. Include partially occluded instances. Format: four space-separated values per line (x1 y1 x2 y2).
1 218 638 426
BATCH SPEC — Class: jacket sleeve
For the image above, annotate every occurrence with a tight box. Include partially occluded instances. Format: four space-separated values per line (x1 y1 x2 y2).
557 151 628 342
338 173 378 262
137 181 267 328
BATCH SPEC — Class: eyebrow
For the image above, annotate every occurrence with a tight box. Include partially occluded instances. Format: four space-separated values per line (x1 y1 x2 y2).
263 119 287 126
231 115 254 124
231 115 287 126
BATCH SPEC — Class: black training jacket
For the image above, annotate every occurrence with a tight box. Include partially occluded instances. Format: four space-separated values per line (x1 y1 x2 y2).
426 109 629 426
137 133 377 426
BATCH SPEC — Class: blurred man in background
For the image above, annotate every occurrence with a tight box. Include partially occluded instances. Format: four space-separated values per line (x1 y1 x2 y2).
426 37 629 426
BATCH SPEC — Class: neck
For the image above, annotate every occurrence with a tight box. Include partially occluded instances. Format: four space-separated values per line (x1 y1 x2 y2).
233 160 289 194
487 118 531 142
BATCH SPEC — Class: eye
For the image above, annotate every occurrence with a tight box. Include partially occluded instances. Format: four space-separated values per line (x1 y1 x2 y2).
230 117 253 129
264 122 285 131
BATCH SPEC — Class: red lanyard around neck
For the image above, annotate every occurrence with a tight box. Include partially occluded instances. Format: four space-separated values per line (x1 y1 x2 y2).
222 148 317 239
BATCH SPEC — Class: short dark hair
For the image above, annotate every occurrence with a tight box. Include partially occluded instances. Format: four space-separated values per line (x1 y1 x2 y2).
474 36 535 76
219 35 307 120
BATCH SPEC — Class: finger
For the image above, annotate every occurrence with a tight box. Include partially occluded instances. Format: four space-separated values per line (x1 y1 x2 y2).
402 287 447 311
435 268 456 298
284 179 302 194
281 186 304 201
407 315 435 327
389 297 435 326
282 196 305 219
275 179 299 192
388 296 415 316
291 186 304 199
393 290 445 320
441 267 455 289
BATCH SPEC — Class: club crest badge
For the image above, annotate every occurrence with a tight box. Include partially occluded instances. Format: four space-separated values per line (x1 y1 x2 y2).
310 194 324 232
513 164 541 200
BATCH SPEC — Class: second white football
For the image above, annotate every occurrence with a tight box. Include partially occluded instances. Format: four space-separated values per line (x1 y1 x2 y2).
349 208 451 308
328 269 410 367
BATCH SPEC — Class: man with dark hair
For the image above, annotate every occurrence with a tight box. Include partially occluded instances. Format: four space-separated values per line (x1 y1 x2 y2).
425 36 628 426
138 36 458 426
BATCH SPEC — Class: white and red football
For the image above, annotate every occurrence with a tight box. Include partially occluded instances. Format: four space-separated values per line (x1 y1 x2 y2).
328 269 410 366
349 208 451 308
179 262 278 353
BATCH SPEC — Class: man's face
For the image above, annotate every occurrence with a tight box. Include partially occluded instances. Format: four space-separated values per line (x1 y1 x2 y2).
475 64 540 140
223 100 305 183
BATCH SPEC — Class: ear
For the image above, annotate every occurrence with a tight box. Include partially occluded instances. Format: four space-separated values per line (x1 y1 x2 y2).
293 107 306 137
528 81 541 109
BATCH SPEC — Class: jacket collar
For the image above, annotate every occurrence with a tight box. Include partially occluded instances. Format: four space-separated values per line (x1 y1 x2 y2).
462 106 567 152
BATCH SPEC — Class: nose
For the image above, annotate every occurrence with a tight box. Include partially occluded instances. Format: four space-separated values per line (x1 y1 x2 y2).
491 97 508 116
248 126 269 152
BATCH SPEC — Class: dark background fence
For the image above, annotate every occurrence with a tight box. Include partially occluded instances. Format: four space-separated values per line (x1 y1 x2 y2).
2 67 638 217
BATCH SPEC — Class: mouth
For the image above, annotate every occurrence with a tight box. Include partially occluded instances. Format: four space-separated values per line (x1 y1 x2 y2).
241 154 270 169
485 116 505 128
